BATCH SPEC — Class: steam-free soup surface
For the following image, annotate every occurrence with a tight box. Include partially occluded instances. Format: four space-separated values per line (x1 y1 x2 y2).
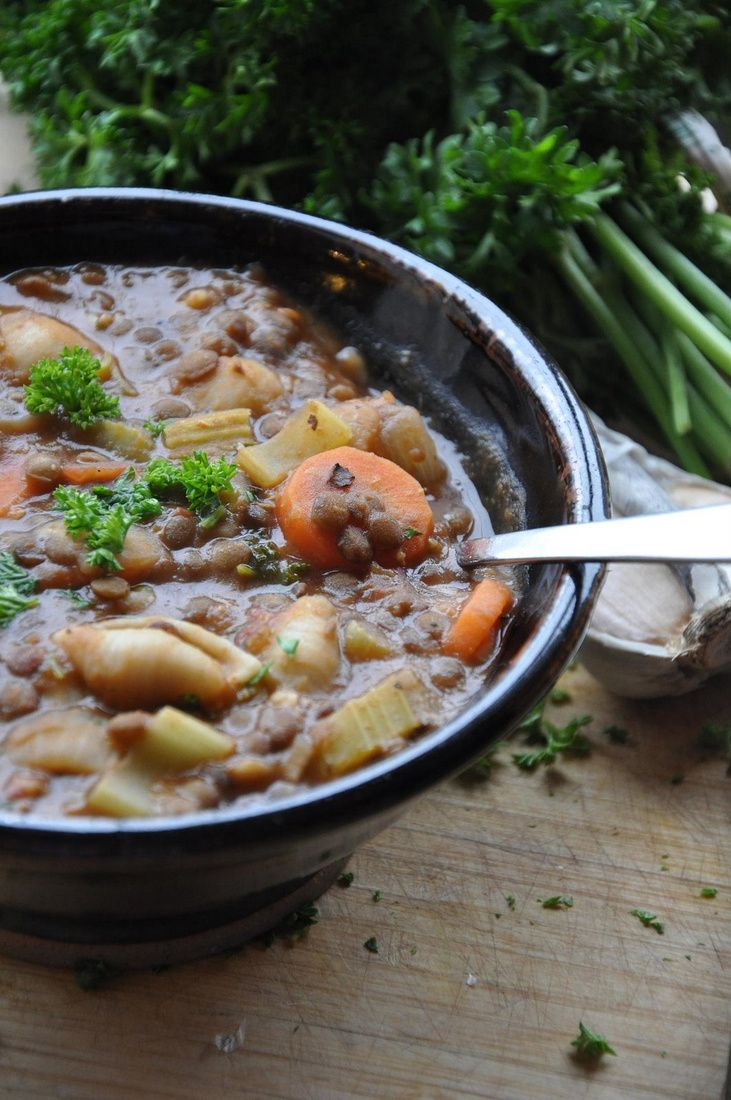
0 263 513 819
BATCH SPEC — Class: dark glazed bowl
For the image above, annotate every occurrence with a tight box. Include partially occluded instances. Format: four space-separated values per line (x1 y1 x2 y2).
0 189 608 967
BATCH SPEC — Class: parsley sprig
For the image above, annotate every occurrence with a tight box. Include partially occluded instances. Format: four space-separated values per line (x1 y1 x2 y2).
55 469 161 573
630 908 665 934
144 451 236 527
24 346 120 428
512 696 592 770
0 551 39 627
571 1022 617 1060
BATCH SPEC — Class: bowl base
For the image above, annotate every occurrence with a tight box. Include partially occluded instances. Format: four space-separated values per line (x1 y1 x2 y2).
0 858 348 971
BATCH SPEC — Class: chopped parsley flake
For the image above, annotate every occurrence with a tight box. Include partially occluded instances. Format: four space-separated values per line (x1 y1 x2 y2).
363 936 379 954
700 887 718 898
0 552 38 627
630 908 664 934
337 872 354 888
246 661 272 689
403 526 421 539
571 1022 617 1060
372 890 383 902
541 895 574 910
277 636 300 657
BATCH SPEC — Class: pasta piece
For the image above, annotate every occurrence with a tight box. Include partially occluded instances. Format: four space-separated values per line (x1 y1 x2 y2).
253 595 340 692
54 616 261 711
6 707 112 774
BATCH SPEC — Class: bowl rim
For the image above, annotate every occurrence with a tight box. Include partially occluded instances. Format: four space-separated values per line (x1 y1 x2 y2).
0 186 609 849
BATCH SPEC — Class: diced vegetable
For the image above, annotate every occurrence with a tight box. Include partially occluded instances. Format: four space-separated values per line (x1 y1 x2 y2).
343 619 393 661
60 461 127 485
203 356 283 414
276 446 433 568
88 418 154 460
442 578 513 663
227 755 281 791
163 407 253 450
311 668 434 778
237 399 352 488
0 462 30 515
87 706 234 817
378 403 446 489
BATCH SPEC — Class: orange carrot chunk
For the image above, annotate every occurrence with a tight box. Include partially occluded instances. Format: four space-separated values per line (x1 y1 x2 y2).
442 578 514 663
276 446 433 570
0 462 30 516
61 461 127 485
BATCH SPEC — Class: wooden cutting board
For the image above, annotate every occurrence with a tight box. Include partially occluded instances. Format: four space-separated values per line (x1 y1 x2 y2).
0 663 728 1100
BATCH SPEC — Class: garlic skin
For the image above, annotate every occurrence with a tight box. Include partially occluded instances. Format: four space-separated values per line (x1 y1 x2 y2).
580 416 731 698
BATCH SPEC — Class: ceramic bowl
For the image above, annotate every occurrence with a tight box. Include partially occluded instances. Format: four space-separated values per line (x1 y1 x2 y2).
0 189 608 967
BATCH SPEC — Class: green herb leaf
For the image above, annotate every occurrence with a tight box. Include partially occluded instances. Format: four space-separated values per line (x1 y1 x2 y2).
604 724 630 744
246 661 272 689
630 908 665 934
144 451 236 522
24 346 120 428
143 417 167 438
571 1022 617 1060
73 957 116 992
403 526 421 540
700 887 718 898
0 552 38 627
337 871 354 888
505 894 516 910
541 895 574 910
60 588 93 610
513 712 592 770
363 936 379 954
277 635 299 657
55 469 161 573
261 902 319 947
372 889 383 902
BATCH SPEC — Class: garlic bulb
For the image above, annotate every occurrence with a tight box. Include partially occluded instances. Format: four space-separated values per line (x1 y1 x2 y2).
580 415 731 698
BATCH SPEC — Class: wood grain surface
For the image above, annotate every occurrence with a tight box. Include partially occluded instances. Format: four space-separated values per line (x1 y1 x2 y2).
0 664 728 1100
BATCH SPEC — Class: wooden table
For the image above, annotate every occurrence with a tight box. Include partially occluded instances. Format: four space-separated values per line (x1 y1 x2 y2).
0 664 728 1100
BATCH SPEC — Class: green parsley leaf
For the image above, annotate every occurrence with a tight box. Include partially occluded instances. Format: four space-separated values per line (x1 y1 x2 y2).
55 470 161 573
372 889 383 902
363 936 379 954
505 894 516 910
549 687 571 704
261 902 319 947
24 346 120 428
513 713 592 770
143 417 167 438
73 957 116 992
403 526 421 540
337 871 354 888
242 533 308 586
0 553 38 627
60 588 93 610
541 895 574 909
630 908 665 934
700 887 718 898
571 1022 617 1060
277 635 299 657
0 584 39 627
246 661 272 689
144 451 236 523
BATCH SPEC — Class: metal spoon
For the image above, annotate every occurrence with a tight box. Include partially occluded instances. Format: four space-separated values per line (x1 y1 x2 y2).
456 503 731 567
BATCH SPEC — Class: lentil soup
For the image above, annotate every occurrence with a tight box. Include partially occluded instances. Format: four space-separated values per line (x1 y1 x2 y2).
0 263 515 819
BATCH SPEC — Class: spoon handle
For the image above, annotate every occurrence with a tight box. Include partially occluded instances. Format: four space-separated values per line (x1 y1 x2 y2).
457 504 731 567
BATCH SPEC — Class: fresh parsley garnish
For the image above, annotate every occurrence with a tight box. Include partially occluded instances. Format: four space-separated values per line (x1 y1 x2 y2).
0 552 38 626
571 1022 617 1060
630 908 664 934
240 534 308 586
24 346 120 428
337 872 354 888
54 469 161 572
260 902 319 947
541 895 574 910
245 661 272 689
143 417 167 438
512 709 592 770
403 527 421 540
372 890 383 903
604 724 630 744
144 451 236 525
696 720 731 773
60 588 93 610
363 936 379 954
700 887 718 898
505 894 516 911
277 636 299 657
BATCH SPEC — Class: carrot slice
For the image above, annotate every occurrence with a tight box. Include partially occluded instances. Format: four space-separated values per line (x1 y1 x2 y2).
276 446 433 569
61 461 127 485
0 462 30 516
442 578 513 663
